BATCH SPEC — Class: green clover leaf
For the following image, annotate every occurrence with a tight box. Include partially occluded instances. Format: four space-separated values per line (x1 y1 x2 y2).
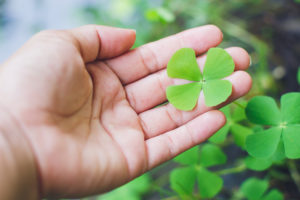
245 140 285 171
245 92 300 159
171 144 226 199
209 102 253 149
166 47 234 110
240 178 283 200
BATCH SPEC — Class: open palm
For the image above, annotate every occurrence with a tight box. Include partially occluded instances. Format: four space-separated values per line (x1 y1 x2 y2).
0 25 251 198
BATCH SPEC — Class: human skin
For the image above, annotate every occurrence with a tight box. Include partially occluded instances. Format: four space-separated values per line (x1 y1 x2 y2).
0 25 251 199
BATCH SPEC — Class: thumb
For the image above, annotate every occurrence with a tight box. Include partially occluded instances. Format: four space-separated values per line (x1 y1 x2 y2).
69 25 136 62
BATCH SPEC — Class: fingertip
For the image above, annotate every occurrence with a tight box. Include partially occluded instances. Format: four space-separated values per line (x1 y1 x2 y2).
186 110 227 143
205 24 223 40
227 71 252 98
226 47 251 70
95 26 136 59
181 25 223 55
206 110 227 130
237 71 252 95
201 24 223 52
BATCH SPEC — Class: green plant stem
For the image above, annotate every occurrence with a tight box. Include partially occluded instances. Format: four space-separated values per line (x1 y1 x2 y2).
215 163 247 175
233 101 246 109
287 160 300 192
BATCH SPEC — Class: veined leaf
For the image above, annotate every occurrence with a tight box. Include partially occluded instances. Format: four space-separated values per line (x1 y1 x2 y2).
203 47 235 80
166 48 234 110
167 48 202 81
166 83 202 111
203 79 232 107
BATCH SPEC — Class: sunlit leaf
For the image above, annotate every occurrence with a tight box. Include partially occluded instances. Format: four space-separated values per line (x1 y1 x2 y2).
173 145 199 165
203 47 235 80
282 125 300 159
170 166 197 197
203 79 232 107
197 167 223 198
166 83 202 111
280 92 300 124
241 178 268 200
167 48 202 81
166 48 234 110
246 127 281 158
246 96 281 126
199 144 227 167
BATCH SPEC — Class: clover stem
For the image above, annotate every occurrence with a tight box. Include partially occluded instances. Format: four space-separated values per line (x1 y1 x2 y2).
215 163 246 175
287 160 300 192
232 101 246 109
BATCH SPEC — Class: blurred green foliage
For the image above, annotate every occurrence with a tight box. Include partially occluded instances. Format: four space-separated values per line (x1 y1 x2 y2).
76 0 299 199
97 174 151 200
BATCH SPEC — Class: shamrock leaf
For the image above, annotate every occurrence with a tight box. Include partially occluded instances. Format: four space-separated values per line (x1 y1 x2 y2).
209 101 252 149
245 93 300 159
240 178 283 200
245 140 285 171
199 143 227 167
244 156 272 171
171 144 226 198
197 167 223 198
170 166 197 198
166 47 234 110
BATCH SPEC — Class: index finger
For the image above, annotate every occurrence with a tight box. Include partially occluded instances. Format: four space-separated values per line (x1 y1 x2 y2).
106 25 223 84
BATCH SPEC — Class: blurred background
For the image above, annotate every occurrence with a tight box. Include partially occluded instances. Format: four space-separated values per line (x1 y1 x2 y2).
0 0 299 199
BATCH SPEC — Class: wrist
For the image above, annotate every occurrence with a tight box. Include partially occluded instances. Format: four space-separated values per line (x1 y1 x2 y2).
0 107 39 200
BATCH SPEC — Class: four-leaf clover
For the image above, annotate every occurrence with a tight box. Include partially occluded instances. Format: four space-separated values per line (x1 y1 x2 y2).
166 47 235 110
245 92 300 159
170 144 226 199
209 102 253 149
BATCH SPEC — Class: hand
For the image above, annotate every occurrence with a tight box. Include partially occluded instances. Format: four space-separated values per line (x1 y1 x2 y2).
0 25 251 198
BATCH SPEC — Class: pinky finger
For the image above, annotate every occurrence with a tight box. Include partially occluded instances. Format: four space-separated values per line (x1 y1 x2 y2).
145 110 226 170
